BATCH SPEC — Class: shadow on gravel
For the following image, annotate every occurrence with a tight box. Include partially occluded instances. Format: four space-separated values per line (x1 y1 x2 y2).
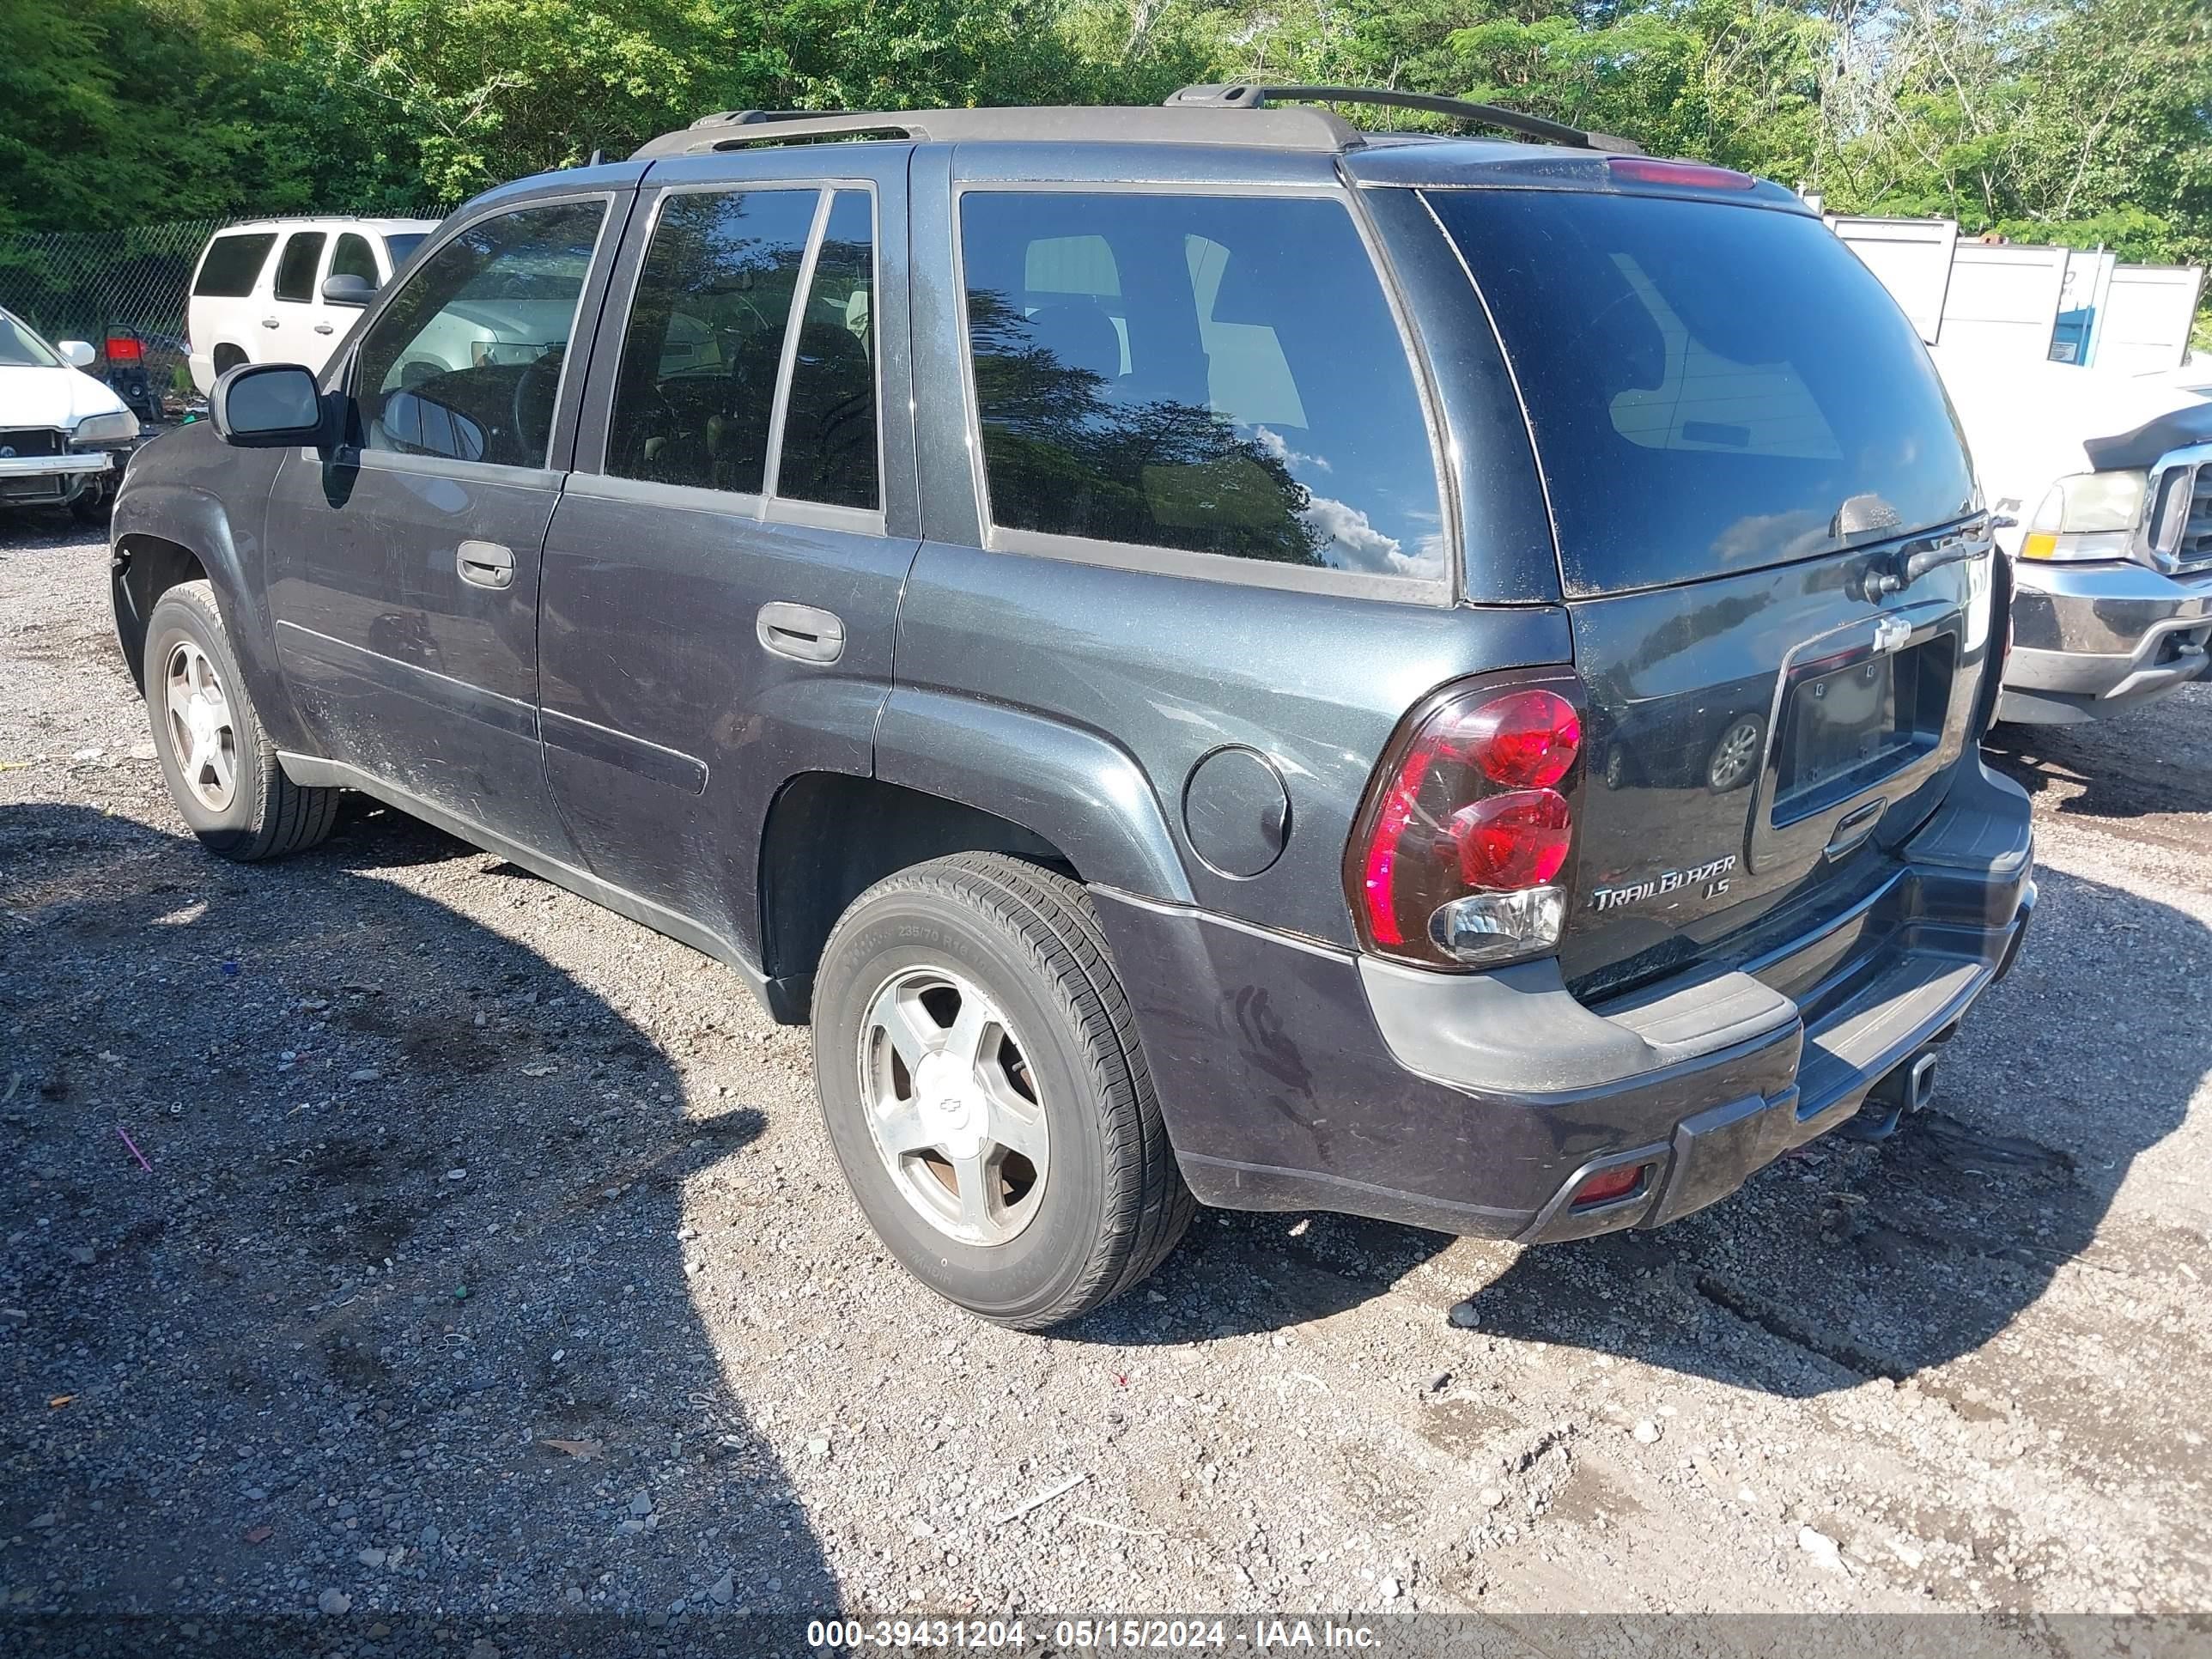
0 802 835 1634
1986 689 2212 820
1458 866 2204 1396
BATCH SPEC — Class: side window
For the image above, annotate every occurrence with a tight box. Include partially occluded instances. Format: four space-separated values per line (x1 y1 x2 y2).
352 202 606 470
274 232 326 304
605 188 818 494
960 192 1443 580
194 233 276 299
330 234 379 284
775 189 878 510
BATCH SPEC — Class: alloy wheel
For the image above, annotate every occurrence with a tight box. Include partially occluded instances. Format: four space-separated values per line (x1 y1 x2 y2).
856 965 1049 1246
165 639 239 812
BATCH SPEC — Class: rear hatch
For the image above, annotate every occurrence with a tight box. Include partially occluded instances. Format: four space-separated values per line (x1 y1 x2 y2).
1425 180 1993 999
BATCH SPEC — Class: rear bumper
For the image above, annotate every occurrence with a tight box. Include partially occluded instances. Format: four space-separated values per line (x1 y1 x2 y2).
1999 556 2212 724
1098 757 2034 1243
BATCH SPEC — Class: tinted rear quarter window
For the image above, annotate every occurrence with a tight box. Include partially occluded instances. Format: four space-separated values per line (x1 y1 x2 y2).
1428 191 1973 594
194 233 277 299
960 191 1443 585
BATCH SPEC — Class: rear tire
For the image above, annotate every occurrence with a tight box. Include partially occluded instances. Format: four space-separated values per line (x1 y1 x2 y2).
811 853 1194 1329
143 580 338 860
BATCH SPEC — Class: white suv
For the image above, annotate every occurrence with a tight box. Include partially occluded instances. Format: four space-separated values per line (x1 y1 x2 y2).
187 217 439 393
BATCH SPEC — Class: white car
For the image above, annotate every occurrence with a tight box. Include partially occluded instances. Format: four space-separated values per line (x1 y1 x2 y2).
187 216 438 393
0 306 143 521
1931 346 2212 724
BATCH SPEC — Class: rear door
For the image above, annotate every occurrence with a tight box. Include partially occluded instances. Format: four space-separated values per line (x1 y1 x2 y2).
538 145 918 968
264 229 330 367
1424 186 1993 999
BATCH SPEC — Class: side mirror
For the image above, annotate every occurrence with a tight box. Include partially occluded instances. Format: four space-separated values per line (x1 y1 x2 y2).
321 274 376 307
59 340 96 369
210 362 329 447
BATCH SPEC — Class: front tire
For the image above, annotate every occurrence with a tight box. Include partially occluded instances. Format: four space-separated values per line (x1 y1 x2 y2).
143 580 338 860
812 854 1194 1329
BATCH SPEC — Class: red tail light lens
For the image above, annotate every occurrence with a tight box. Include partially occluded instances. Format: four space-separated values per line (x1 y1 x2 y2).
1607 156 1759 192
1449 688 1581 789
1348 678 1583 967
1451 790 1572 889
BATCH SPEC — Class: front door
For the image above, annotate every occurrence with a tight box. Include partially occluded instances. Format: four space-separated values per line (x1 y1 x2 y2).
538 147 920 971
265 191 624 858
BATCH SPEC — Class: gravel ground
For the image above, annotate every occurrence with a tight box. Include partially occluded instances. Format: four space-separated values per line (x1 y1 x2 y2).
3 516 2209 1642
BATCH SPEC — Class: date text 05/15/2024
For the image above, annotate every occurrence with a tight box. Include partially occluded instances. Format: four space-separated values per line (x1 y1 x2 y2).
806 1618 1385 1650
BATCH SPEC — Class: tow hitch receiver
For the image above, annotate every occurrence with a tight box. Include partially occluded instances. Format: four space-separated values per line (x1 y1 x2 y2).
1838 1048 1940 1141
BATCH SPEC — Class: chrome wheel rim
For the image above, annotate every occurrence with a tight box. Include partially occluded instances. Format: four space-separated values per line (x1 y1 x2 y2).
1708 717 1762 791
165 640 238 812
857 965 1048 1246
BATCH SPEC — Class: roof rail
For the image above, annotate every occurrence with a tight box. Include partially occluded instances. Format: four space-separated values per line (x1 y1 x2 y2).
1164 83 1644 155
630 100 1364 161
686 109 851 131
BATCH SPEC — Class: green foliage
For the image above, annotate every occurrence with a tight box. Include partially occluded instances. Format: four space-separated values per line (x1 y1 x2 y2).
0 0 2204 345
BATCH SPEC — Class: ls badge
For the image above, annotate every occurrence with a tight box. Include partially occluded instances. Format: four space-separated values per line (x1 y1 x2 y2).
1589 854 1738 912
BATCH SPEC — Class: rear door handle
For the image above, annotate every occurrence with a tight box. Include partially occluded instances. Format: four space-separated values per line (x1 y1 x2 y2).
456 540 515 591
313 323 335 335
757 602 845 665
261 317 281 330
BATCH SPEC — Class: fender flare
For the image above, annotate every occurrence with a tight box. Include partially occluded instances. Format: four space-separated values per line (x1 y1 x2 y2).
111 483 313 752
872 687 1194 904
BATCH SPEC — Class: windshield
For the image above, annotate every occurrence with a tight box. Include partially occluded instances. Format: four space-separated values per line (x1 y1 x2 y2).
0 311 63 369
1429 190 1977 595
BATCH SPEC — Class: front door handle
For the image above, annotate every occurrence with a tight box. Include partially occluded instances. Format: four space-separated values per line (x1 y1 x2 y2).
456 539 515 591
757 602 845 665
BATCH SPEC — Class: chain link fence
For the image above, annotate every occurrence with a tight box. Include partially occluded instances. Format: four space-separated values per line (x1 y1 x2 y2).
0 221 227 417
0 210 452 422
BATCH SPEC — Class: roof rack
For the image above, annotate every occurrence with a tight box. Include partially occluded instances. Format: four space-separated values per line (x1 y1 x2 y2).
1164 83 1644 155
631 103 1360 160
686 109 856 131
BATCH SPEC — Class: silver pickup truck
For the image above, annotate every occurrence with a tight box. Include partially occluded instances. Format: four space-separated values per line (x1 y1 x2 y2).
1935 348 2212 725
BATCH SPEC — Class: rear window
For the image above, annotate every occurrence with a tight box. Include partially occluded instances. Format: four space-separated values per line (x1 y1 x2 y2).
194 232 277 299
1429 191 1975 595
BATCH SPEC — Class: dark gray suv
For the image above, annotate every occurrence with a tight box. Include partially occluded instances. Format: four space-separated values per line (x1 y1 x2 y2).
109 87 2035 1328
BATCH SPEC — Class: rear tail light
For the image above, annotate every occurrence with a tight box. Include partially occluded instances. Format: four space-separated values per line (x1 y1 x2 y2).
1346 676 1583 969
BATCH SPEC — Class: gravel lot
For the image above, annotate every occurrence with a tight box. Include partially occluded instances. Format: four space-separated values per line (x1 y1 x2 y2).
3 515 2208 1642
